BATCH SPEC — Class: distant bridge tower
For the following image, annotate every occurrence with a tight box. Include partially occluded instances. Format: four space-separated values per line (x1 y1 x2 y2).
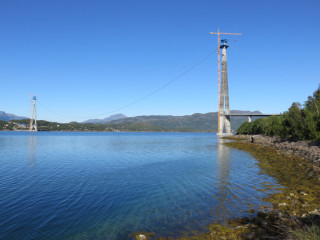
29 96 37 131
218 39 231 135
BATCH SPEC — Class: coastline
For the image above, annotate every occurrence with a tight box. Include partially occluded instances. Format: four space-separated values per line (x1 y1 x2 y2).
4 131 320 239
221 135 320 239
229 134 320 172
163 135 320 240
1 130 216 133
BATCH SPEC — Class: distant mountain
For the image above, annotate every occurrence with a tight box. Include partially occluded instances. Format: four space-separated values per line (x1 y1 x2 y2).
0 111 28 121
4 110 265 132
82 114 127 124
109 110 263 132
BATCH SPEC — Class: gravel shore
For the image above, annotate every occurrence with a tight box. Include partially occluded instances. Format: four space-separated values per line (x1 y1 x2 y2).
231 134 320 174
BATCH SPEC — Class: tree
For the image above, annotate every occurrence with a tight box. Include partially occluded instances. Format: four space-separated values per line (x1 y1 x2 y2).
264 115 287 137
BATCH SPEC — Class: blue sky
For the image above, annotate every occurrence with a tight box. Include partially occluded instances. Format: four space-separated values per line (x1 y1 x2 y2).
1 0 319 122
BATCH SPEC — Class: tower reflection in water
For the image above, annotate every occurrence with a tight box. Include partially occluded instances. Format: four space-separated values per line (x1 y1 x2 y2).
28 135 37 166
214 137 235 222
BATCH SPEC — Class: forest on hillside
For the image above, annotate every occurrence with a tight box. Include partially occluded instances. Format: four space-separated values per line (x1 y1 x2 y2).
0 111 259 132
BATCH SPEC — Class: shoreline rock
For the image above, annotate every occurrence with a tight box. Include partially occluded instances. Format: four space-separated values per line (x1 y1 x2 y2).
231 134 320 172
222 136 320 239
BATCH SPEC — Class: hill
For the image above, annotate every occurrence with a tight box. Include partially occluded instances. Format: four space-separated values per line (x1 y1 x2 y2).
82 114 127 124
3 110 263 132
109 110 262 132
0 111 28 121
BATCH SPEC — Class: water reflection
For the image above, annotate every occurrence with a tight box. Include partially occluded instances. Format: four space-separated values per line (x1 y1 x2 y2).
0 132 284 240
28 135 37 165
215 138 232 221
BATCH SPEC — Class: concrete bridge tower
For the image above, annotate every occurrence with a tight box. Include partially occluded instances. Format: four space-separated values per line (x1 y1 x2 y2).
218 39 231 135
29 96 38 131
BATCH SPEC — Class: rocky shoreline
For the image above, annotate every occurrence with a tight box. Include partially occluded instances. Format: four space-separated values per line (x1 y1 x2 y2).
231 134 320 175
220 135 320 239
133 135 320 239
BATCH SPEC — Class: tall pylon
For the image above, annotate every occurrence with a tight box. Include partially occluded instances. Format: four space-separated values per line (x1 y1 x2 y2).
219 39 231 134
210 30 242 134
29 96 37 131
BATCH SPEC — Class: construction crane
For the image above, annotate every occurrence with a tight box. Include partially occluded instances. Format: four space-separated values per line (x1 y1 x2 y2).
210 29 242 134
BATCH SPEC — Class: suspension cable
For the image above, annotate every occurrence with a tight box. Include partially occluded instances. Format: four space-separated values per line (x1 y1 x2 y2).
38 49 216 120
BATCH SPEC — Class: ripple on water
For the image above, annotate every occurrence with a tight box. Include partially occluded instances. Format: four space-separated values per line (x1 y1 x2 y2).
0 132 282 240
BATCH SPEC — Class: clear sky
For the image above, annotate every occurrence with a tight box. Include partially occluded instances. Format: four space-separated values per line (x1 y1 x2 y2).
1 0 319 122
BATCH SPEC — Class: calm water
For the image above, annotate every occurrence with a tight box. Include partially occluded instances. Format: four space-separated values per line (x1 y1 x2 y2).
0 132 282 239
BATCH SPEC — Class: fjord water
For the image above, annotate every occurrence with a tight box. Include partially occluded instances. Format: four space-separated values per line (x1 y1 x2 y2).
0 132 281 239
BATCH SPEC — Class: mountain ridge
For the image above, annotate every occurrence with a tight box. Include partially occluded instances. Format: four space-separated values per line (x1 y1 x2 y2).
0 111 28 121
1 110 263 132
108 110 262 132
82 114 127 124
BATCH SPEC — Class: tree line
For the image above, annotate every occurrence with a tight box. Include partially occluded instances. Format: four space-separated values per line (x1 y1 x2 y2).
0 119 197 132
237 87 320 142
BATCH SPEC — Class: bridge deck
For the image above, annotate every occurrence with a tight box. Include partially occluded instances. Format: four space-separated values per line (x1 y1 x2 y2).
223 114 280 117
